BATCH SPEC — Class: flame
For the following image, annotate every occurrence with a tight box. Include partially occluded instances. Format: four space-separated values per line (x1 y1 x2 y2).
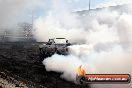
77 65 86 76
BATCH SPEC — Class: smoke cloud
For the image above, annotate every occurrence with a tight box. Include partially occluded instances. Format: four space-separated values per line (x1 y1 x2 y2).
34 0 132 88
34 0 87 43
0 0 41 28
0 0 43 41
96 0 132 8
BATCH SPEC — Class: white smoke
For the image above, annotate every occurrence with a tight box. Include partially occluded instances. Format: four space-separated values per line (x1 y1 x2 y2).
0 0 43 41
43 54 83 81
96 0 132 8
0 0 41 28
34 0 132 88
34 0 86 43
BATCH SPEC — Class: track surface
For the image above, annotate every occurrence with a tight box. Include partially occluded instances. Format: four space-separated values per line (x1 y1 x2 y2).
0 42 89 88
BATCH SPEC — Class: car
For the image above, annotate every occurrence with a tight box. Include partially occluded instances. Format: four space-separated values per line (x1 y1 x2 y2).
39 38 71 58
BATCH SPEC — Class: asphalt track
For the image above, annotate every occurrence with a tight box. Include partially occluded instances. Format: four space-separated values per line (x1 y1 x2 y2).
0 42 89 88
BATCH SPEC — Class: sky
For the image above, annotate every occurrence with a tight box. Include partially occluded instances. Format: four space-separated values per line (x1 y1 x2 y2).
64 0 107 11
26 0 132 23
43 0 108 11
39 0 131 12
32 0 107 18
33 0 131 16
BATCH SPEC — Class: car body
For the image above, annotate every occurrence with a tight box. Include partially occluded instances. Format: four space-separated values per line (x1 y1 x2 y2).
39 38 71 57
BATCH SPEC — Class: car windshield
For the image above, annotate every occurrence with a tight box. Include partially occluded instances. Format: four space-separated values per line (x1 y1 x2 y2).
54 39 66 44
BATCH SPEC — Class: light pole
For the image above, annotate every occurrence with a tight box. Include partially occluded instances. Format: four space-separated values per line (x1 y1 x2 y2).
89 0 91 11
